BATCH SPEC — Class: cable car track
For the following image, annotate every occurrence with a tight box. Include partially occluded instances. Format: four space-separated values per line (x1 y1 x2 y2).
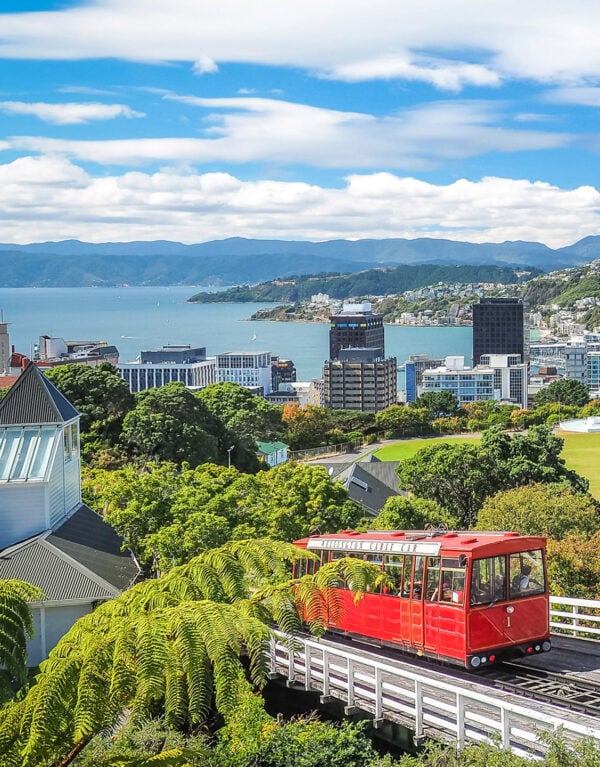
483 662 600 718
325 633 600 719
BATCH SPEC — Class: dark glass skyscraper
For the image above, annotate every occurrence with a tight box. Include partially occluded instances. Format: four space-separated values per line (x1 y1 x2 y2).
472 298 527 366
329 303 384 360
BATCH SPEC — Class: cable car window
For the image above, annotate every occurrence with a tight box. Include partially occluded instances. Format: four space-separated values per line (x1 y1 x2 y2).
509 549 545 598
412 556 424 600
400 555 413 598
365 553 383 593
470 555 506 606
383 555 403 595
425 557 441 601
440 568 465 605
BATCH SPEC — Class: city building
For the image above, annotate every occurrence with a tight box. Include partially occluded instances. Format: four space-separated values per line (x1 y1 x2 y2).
0 321 9 375
271 356 297 392
422 354 528 408
36 335 119 367
216 351 272 395
564 338 587 385
0 363 139 665
404 354 445 403
587 351 600 399
480 354 528 409
472 298 528 366
118 344 216 393
323 348 397 412
329 302 385 360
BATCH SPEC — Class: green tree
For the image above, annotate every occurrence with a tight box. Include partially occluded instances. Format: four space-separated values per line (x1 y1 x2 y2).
375 405 431 438
396 442 494 527
0 579 43 701
0 540 385 767
412 390 460 419
534 378 590 408
122 383 222 467
282 406 336 449
197 382 283 442
84 462 363 572
369 496 459 531
480 425 589 494
45 363 134 463
475 483 599 539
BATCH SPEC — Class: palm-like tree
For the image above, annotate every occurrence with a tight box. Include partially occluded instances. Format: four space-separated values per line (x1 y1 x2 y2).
0 579 43 700
0 539 386 767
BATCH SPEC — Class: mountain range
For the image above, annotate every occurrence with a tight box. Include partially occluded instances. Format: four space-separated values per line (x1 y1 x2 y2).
0 235 598 287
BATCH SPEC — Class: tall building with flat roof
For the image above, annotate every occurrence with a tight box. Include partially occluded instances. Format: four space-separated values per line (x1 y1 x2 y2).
324 348 396 412
329 302 384 360
404 354 444 403
216 351 272 394
472 298 528 366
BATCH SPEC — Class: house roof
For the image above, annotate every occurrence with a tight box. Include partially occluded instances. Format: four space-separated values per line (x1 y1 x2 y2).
0 376 19 390
0 503 139 601
320 460 404 517
256 440 289 455
0 362 79 425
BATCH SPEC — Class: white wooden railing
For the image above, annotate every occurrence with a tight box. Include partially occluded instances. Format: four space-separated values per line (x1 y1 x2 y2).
550 596 600 639
269 627 600 758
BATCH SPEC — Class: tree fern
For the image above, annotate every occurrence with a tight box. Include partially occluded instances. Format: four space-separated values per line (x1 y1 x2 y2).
0 540 380 766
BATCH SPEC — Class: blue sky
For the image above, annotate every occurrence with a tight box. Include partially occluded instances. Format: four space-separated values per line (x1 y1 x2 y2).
0 1 599 246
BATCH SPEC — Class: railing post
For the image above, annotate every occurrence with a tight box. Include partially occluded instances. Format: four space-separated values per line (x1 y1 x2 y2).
456 692 465 750
347 658 355 707
573 604 580 637
287 644 295 684
414 679 423 739
322 650 330 698
501 707 510 749
304 644 312 690
374 667 382 721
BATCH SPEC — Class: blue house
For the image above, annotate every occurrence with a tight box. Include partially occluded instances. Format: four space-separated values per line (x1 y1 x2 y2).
0 363 139 665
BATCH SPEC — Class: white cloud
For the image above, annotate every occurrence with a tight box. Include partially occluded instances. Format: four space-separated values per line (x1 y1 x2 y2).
2 97 570 169
326 56 500 90
545 87 600 107
0 155 596 248
0 101 144 124
0 2 599 89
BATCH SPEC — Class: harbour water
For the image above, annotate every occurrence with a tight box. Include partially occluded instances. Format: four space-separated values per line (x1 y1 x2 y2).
0 286 473 382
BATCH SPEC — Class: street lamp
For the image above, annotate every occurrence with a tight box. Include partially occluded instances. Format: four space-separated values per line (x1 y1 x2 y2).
227 444 235 468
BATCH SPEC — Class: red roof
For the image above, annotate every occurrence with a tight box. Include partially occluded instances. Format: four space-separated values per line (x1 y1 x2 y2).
0 376 19 389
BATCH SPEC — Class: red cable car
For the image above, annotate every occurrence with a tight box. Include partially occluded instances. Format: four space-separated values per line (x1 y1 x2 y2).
293 530 551 669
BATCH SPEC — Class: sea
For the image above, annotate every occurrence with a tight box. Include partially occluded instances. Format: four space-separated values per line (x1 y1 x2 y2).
0 286 473 384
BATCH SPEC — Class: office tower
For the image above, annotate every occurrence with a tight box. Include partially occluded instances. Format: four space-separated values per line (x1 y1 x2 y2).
404 354 444 403
324 348 397 412
472 298 527 366
329 302 384 360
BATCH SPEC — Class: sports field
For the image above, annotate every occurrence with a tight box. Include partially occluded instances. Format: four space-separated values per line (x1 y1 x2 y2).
373 431 600 499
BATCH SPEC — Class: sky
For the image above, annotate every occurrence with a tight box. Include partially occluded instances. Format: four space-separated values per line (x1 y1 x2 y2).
0 1 599 247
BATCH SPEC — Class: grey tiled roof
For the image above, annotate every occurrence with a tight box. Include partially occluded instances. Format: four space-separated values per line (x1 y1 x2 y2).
0 537 115 601
0 504 139 602
0 362 79 425
48 504 140 592
357 461 402 493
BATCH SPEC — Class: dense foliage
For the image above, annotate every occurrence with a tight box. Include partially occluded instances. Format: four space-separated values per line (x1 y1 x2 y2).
84 461 363 573
396 426 588 527
0 540 386 767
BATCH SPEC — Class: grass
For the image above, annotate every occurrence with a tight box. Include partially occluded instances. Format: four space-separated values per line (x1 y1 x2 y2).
557 430 600 499
373 431 600 499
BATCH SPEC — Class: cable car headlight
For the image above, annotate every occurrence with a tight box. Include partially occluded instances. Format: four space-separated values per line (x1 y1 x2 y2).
542 641 551 652
470 656 481 668
506 605 515 614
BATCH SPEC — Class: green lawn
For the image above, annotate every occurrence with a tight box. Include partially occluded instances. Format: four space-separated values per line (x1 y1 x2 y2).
558 431 600 499
373 431 600 499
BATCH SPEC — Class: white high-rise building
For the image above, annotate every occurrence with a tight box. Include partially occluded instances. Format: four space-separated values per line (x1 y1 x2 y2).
216 351 272 394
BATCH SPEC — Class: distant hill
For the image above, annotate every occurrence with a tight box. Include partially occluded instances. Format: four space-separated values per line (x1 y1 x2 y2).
189 265 539 304
0 235 598 287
